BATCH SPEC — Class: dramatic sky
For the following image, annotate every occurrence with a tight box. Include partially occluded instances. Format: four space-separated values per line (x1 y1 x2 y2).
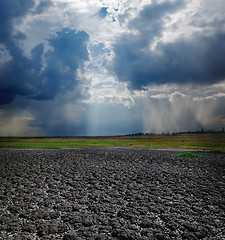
0 0 225 136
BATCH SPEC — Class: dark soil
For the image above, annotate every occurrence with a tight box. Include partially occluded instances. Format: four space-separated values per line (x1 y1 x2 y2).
0 148 224 239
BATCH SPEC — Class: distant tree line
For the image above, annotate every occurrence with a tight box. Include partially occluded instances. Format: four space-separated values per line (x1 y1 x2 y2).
125 128 225 136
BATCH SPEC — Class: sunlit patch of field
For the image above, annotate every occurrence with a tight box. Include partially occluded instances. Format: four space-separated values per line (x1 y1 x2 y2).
0 133 225 152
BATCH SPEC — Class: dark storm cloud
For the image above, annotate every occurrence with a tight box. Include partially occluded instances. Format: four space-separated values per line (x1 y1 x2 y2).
0 18 89 103
113 0 225 90
0 0 90 136
0 0 89 104
32 28 89 100
0 0 35 104
0 0 35 43
128 0 186 40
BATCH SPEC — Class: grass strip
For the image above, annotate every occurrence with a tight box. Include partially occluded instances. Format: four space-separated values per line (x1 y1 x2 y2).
178 152 201 157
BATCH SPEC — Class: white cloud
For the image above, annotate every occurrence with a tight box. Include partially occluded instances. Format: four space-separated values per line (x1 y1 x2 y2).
194 93 225 101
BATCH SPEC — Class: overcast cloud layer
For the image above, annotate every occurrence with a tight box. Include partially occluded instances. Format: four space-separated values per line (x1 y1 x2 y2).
0 0 225 136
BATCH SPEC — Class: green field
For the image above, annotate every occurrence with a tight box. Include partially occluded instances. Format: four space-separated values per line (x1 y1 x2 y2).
0 133 225 151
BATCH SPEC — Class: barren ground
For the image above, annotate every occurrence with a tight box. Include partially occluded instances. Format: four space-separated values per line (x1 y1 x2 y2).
0 148 224 239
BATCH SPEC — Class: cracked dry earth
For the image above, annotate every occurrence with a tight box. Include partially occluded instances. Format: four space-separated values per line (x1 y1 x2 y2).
0 148 225 240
